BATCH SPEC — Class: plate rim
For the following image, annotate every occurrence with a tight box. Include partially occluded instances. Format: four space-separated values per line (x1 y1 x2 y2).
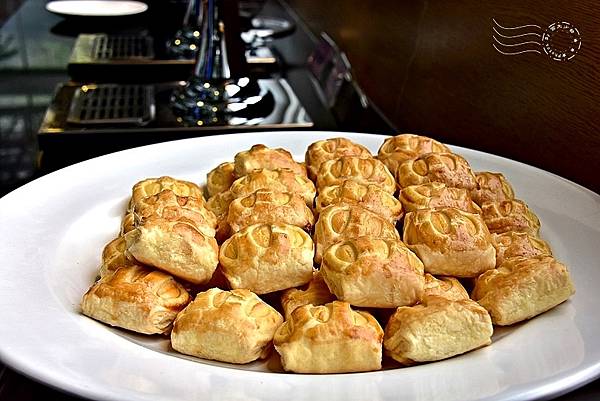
1 131 599 401
45 0 149 17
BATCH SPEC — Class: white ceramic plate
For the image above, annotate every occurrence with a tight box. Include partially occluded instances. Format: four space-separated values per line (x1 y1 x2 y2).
45 0 148 17
0 132 599 401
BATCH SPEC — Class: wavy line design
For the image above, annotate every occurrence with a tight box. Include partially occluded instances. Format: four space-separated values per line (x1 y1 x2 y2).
492 18 543 56
492 27 541 39
492 44 541 55
492 18 541 31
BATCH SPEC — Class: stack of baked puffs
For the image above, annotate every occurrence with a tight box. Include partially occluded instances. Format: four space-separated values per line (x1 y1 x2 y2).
81 135 575 374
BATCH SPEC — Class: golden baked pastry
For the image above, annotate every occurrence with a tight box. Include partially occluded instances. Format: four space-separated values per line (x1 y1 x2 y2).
280 271 336 319
81 265 191 335
471 172 515 206
126 217 219 284
493 231 552 266
206 162 236 197
229 168 316 207
403 207 496 277
313 204 400 263
132 189 217 238
423 274 469 301
321 237 424 308
226 189 315 233
305 137 372 181
206 189 234 242
273 301 383 373
481 199 541 236
397 152 478 191
171 288 283 364
234 144 306 177
316 156 396 194
377 134 450 176
383 295 493 364
472 255 575 325
219 223 314 294
99 234 137 278
129 176 204 211
120 211 136 234
399 182 480 214
315 180 403 223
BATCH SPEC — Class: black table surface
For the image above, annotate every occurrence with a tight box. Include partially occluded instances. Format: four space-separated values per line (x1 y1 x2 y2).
0 0 599 400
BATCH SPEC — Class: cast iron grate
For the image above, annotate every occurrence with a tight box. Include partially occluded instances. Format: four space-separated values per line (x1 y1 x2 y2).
67 84 154 125
92 35 154 60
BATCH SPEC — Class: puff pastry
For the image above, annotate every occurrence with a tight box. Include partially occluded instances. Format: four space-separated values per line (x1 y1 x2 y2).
234 144 306 177
273 301 383 373
81 265 191 335
120 212 136 235
377 134 450 176
481 199 541 236
206 189 234 242
314 204 400 263
471 172 515 206
399 182 480 214
219 223 314 294
129 176 204 211
423 274 469 301
316 156 396 194
229 168 316 207
226 190 315 233
305 137 372 181
315 180 403 223
472 255 575 326
383 295 493 364
131 189 217 237
321 237 424 307
403 207 496 277
280 271 335 319
126 217 219 284
99 234 137 278
493 231 552 267
206 162 236 197
171 288 283 364
397 152 478 191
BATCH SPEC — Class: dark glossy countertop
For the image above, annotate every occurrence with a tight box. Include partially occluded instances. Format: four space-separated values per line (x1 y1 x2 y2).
0 0 598 400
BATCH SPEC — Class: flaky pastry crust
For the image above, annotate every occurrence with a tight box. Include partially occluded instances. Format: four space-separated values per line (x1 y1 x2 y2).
171 288 283 364
493 231 552 266
126 217 218 284
229 168 316 207
472 256 575 325
273 301 383 373
129 176 204 211
403 207 496 277
234 144 306 177
305 137 372 181
315 179 403 223
377 134 450 176
471 172 515 206
206 162 236 197
480 199 541 236
313 204 400 263
81 265 191 335
219 223 314 294
316 156 396 194
321 237 424 308
399 182 480 213
383 295 493 364
397 152 477 190
226 189 315 233
280 271 336 319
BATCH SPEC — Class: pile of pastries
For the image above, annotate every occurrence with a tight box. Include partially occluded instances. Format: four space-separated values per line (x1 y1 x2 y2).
81 134 575 373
